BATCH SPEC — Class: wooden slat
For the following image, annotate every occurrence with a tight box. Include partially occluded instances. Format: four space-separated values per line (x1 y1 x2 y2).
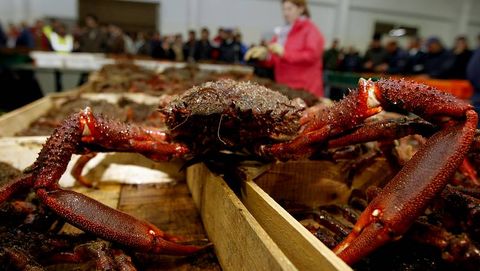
0 89 79 137
118 182 222 270
242 180 352 271
0 96 53 136
187 163 297 271
239 159 392 270
251 161 352 208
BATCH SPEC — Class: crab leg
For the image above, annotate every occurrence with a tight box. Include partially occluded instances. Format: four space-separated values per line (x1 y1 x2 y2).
327 117 435 149
79 107 189 160
0 109 203 255
71 152 98 188
264 79 382 160
333 79 478 265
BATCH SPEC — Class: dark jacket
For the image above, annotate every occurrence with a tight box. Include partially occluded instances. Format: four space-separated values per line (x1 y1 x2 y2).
150 40 175 60
424 49 455 79
450 49 473 79
194 40 212 61
386 48 408 74
219 39 242 63
78 28 107 53
406 49 427 74
467 48 480 94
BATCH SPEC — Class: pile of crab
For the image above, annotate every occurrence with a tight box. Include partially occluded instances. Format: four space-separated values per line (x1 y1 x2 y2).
1 77 479 268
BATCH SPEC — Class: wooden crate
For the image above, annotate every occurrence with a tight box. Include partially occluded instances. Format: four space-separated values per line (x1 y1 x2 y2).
233 159 394 271
0 91 162 137
0 90 77 137
187 163 296 270
0 137 296 270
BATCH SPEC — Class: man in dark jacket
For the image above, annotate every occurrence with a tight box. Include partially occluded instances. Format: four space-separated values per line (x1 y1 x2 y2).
423 37 455 78
194 28 212 61
78 15 107 53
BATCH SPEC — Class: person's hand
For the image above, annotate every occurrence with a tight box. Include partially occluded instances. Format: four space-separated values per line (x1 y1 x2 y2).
244 46 268 61
363 60 373 70
268 43 284 56
374 63 388 73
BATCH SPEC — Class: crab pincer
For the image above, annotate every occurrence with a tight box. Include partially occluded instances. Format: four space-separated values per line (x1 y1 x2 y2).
333 79 478 265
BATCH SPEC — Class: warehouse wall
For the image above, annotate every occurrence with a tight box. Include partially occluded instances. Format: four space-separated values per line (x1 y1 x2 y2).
1 0 479 52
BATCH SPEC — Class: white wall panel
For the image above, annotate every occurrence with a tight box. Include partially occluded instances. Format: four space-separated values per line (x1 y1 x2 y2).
309 4 337 47
346 8 456 52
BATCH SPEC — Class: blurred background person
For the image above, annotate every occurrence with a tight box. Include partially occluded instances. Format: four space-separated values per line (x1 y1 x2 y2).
15 22 34 49
31 20 50 50
245 0 325 96
376 40 408 74
422 36 454 79
134 31 150 56
219 29 241 63
0 22 6 48
406 36 426 74
172 33 184 61
195 27 212 61
48 23 73 53
340 46 362 72
150 31 174 60
6 22 20 48
450 36 472 79
78 14 106 53
234 31 247 62
123 32 136 54
363 33 387 72
105 24 125 54
323 38 340 70
211 27 225 60
183 30 197 62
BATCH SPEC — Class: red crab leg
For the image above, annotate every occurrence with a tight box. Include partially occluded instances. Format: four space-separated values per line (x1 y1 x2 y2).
459 159 480 186
328 117 478 185
264 79 382 160
0 110 203 255
334 79 478 265
0 174 34 203
79 107 188 160
71 153 98 188
327 117 435 149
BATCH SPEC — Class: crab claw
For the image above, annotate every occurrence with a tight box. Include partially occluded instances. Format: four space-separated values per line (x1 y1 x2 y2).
333 106 478 265
264 78 382 160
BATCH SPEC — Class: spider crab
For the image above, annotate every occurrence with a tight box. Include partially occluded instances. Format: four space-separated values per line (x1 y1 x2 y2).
0 78 477 265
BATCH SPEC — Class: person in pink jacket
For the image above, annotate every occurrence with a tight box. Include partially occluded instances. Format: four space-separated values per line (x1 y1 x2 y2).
246 0 325 97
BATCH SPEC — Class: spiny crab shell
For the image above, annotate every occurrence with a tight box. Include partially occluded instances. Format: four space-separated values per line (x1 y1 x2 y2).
162 79 306 154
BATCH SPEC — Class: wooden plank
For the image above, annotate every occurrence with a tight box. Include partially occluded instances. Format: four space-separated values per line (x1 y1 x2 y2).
0 89 80 137
118 182 221 270
0 96 53 136
238 159 392 271
252 160 392 208
242 180 351 271
251 161 352 208
187 163 297 271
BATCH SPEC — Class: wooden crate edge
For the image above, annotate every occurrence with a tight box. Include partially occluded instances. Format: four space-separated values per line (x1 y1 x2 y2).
186 163 297 271
242 180 352 271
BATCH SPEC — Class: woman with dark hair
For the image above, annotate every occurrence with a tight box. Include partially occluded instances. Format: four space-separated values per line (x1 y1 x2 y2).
246 0 325 96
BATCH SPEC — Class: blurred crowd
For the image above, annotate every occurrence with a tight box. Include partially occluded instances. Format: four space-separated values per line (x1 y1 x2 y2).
1 16 479 80
0 15 248 64
323 33 480 80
